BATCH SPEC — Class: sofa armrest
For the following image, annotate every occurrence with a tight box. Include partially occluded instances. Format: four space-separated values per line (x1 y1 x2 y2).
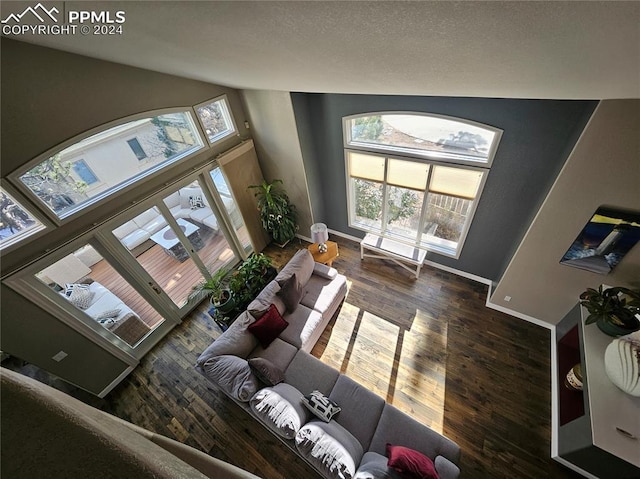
312 262 337 280
435 455 461 479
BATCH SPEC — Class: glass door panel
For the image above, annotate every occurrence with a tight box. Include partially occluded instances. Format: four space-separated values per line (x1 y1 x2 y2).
210 167 252 252
111 206 205 308
36 244 163 347
162 179 237 275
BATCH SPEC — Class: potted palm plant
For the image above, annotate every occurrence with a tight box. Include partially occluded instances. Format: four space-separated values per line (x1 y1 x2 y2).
249 179 297 247
579 285 640 336
188 268 235 314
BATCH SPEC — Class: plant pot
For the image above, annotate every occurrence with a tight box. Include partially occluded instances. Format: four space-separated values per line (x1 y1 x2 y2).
210 290 235 315
596 314 640 337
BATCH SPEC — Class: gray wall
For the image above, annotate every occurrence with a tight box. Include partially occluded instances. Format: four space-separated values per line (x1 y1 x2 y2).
1 285 131 396
291 93 597 281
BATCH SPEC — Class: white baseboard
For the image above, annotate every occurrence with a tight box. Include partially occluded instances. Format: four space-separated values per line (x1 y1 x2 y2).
324 228 553 329
485 284 553 330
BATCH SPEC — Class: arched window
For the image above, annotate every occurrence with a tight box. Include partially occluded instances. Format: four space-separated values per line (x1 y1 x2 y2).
343 112 502 258
15 110 206 220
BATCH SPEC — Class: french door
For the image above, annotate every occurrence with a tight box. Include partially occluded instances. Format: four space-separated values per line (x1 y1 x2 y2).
6 163 250 363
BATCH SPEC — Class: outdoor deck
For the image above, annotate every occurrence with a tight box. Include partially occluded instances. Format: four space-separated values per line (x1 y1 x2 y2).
89 227 242 330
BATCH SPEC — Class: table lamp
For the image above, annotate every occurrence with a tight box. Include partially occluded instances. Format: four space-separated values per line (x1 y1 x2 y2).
311 223 329 253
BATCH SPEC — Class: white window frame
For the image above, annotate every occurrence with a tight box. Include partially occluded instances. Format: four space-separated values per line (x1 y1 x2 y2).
0 180 51 253
8 107 206 225
344 112 500 258
193 94 237 146
344 111 502 168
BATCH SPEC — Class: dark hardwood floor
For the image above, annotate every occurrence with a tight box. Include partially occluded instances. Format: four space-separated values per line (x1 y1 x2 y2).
7 236 583 478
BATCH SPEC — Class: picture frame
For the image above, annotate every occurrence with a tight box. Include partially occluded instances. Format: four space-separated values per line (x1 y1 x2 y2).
560 206 640 274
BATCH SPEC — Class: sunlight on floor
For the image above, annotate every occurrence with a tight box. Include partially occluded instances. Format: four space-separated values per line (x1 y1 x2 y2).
317 301 447 433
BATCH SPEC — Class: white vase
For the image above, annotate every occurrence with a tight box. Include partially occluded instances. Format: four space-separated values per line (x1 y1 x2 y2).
604 337 640 396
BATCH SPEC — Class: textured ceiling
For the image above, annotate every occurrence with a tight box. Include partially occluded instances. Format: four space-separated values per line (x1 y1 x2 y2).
3 1 639 99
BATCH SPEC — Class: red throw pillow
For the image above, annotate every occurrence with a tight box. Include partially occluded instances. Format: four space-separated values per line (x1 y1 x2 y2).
386 444 439 479
247 304 288 348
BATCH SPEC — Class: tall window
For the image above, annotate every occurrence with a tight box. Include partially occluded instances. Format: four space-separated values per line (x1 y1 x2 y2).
17 111 204 219
344 113 501 257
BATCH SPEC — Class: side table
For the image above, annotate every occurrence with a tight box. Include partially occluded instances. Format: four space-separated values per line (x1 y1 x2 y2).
308 240 339 267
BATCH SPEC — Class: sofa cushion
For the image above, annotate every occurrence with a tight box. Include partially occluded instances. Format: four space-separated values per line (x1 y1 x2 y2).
329 375 385 452
202 214 219 231
112 220 139 239
199 355 259 402
355 452 402 479
119 229 151 250
250 383 310 440
386 444 439 479
300 273 348 318
276 273 303 312
164 191 181 209
296 420 363 479
285 350 340 397
302 390 341 422
368 404 460 468
247 280 286 319
248 337 298 373
248 357 285 386
132 209 160 229
140 213 167 235
276 249 315 288
196 311 258 364
247 304 289 348
278 305 323 351
189 207 213 224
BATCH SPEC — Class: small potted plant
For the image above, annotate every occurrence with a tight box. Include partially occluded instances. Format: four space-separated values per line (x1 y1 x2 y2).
188 268 235 314
579 285 640 336
249 179 297 247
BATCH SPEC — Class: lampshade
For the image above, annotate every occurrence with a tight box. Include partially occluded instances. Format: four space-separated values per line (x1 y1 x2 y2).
310 223 328 244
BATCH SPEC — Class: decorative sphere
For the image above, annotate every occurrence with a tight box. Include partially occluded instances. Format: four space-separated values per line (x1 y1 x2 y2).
318 243 328 253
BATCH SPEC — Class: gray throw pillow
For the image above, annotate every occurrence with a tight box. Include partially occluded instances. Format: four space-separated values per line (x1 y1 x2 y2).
201 354 260 402
276 273 303 312
248 357 285 386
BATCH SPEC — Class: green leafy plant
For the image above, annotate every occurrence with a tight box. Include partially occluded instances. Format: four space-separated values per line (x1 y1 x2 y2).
579 285 640 333
187 268 232 306
249 180 297 246
230 253 275 305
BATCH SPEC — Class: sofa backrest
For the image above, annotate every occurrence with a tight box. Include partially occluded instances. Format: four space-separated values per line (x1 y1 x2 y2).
329 374 385 451
275 249 315 288
285 350 340 396
368 403 461 465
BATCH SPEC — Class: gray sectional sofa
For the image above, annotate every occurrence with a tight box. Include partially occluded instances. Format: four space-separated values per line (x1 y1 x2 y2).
196 249 461 479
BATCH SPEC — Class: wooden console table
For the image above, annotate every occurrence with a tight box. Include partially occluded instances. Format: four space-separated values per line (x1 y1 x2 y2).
308 241 338 267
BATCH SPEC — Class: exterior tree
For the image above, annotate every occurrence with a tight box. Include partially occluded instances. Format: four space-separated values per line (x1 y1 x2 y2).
352 116 383 141
20 154 87 214
354 180 418 224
